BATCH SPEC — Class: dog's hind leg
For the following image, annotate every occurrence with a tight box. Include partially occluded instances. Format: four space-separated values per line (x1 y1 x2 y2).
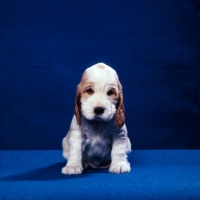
62 136 69 160
126 137 132 153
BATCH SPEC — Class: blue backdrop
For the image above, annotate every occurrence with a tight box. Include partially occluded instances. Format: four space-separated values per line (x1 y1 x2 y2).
0 0 199 149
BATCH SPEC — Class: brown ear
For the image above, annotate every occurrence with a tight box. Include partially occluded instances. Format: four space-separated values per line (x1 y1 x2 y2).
74 87 82 126
115 82 125 128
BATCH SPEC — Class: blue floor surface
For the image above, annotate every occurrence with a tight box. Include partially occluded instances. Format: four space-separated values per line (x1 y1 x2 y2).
1 150 200 200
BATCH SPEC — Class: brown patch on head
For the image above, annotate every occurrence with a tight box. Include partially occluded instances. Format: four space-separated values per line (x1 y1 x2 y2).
74 71 86 126
115 81 125 128
74 85 82 126
79 71 88 87
107 87 118 99
74 70 95 125
96 63 106 69
81 83 95 99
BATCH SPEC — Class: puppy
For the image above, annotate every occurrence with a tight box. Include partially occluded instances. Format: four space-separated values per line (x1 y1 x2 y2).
62 63 131 175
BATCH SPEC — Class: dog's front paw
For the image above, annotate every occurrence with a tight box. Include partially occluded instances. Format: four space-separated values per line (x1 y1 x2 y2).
62 164 83 175
109 161 131 174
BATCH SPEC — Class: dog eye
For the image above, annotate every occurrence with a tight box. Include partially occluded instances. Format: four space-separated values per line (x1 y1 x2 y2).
86 88 94 95
107 89 115 96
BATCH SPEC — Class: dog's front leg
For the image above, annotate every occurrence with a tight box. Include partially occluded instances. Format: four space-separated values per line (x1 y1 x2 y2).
109 132 131 173
62 130 83 175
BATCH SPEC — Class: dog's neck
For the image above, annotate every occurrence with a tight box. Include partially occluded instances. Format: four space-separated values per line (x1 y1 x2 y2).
81 115 118 137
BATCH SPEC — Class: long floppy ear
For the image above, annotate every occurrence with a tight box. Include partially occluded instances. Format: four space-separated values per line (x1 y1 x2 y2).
74 86 82 126
115 81 125 128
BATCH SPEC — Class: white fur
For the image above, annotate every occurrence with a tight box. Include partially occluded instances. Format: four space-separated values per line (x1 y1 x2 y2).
62 63 131 175
81 64 118 121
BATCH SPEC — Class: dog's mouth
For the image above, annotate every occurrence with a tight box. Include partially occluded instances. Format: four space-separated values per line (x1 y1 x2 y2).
94 115 103 121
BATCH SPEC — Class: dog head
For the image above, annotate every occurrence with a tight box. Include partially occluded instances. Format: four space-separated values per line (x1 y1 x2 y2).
75 63 125 128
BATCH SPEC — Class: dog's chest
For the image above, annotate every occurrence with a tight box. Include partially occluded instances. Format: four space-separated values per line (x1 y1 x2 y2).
81 126 113 167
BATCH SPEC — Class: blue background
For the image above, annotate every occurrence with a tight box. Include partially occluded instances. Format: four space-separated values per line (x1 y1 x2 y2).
0 0 199 150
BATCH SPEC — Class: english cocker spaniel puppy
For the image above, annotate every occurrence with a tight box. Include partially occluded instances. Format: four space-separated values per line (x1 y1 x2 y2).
62 63 131 175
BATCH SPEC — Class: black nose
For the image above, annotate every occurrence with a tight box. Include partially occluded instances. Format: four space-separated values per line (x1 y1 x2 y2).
94 107 105 115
